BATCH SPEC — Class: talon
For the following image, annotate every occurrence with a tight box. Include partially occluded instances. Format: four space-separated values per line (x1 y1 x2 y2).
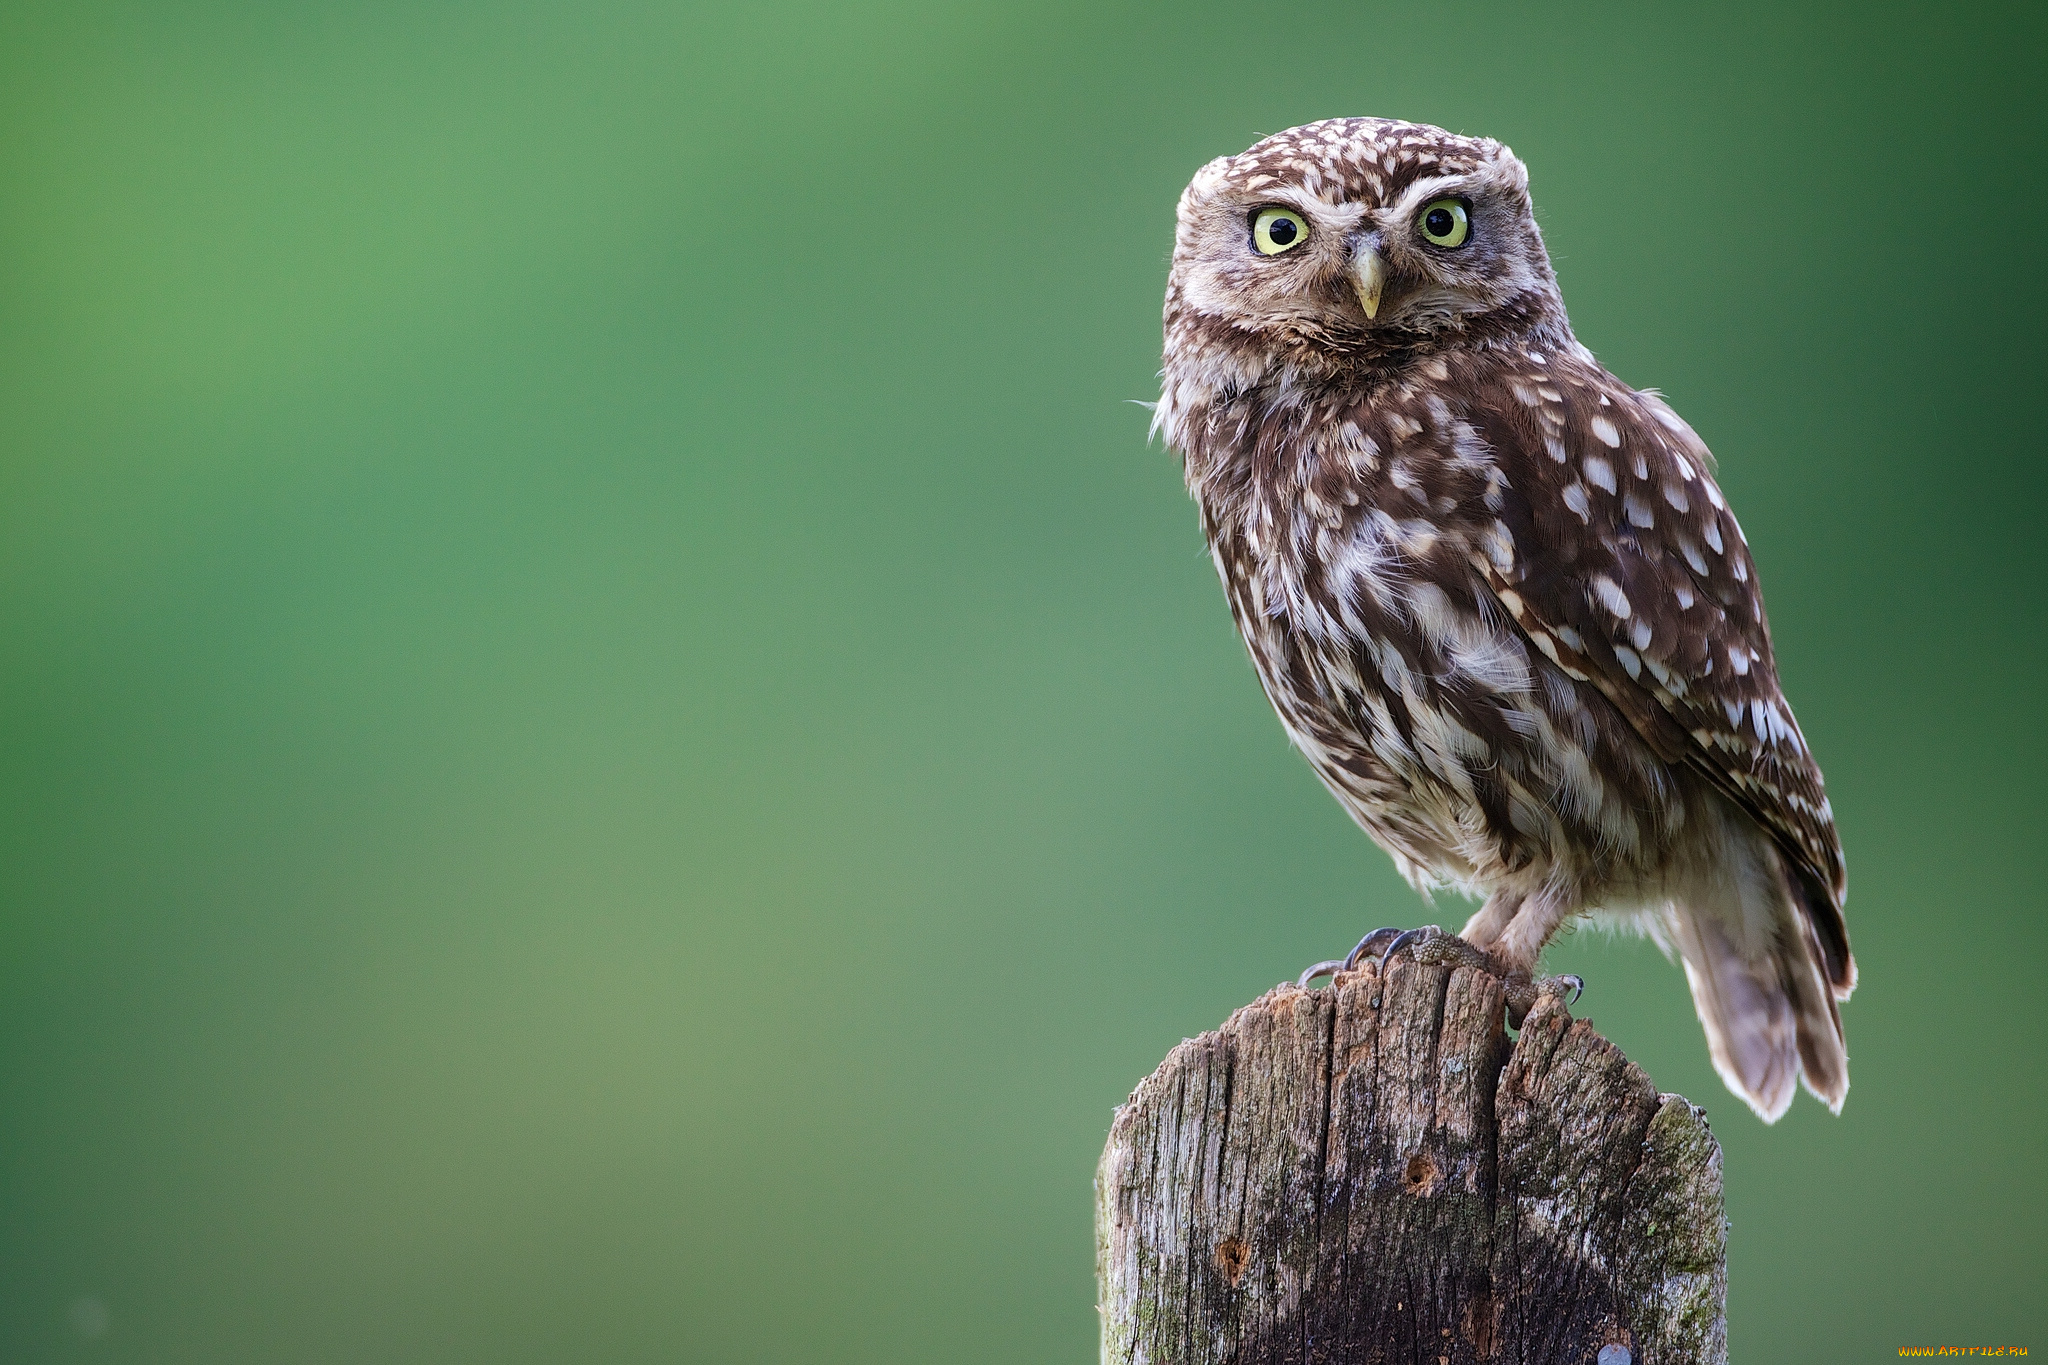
1377 925 1442 976
1341 926 1406 973
1550 973 1585 1005
1299 926 1411 987
1297 958 1348 988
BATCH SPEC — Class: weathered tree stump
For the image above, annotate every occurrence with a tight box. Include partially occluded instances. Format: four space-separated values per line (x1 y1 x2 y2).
1096 959 1725 1364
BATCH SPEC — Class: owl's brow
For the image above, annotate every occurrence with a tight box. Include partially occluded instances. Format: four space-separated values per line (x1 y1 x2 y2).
1373 167 1484 210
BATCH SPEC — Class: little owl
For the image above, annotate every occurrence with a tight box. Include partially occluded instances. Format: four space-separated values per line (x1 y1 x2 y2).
1156 118 1853 1122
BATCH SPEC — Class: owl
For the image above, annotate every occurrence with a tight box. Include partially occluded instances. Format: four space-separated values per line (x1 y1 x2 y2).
1156 119 1853 1122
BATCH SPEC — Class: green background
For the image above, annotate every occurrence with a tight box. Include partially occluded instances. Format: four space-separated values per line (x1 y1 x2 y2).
2 1 2041 1359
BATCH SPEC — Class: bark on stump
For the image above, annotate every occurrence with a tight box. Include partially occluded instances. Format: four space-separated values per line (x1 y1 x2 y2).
1095 959 1726 1364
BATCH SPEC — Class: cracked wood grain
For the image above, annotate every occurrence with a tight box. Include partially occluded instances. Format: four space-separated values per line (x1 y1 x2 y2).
1096 960 1725 1364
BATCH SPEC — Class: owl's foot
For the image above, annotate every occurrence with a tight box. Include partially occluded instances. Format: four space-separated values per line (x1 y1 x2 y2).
1501 972 1585 1029
1378 924 1492 975
1378 926 1583 1027
1295 926 1408 988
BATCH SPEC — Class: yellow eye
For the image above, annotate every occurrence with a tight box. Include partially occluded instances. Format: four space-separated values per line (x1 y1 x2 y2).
1418 197 1470 248
1252 207 1309 255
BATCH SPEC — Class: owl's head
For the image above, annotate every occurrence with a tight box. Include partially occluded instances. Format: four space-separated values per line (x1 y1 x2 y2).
1167 119 1563 362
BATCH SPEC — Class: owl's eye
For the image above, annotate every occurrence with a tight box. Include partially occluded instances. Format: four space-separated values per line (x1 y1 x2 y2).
1418 198 1471 248
1251 207 1309 255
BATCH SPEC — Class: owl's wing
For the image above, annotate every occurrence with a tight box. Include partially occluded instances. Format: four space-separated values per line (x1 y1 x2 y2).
1462 358 1852 995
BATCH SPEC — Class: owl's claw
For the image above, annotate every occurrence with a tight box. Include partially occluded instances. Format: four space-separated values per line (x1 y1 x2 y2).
1503 972 1586 1027
1377 925 1439 975
1546 973 1585 1005
1297 926 1408 987
1344 926 1407 972
1296 958 1347 988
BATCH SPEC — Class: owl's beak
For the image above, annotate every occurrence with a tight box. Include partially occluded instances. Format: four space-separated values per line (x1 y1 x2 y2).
1350 246 1388 320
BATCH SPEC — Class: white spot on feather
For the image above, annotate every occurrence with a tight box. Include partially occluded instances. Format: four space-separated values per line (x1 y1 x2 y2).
1703 521 1725 554
1584 455 1617 493
1630 618 1653 651
1624 494 1654 528
1589 416 1622 448
1758 699 1805 751
1592 575 1632 619
1662 484 1690 513
1562 483 1591 521
1483 520 1516 572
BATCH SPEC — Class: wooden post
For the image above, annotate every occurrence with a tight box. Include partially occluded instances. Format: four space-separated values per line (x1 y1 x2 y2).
1096 959 1726 1364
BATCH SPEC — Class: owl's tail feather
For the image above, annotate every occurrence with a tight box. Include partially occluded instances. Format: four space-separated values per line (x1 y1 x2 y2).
1794 861 1858 1001
1664 856 1848 1124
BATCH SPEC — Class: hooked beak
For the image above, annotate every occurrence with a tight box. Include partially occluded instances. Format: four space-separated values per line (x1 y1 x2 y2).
1350 245 1387 320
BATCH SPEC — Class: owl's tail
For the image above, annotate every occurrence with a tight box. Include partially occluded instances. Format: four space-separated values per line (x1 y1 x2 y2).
1660 831 1849 1124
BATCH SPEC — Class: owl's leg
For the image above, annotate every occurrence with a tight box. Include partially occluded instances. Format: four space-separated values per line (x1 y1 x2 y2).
1493 889 1572 975
1458 890 1522 952
1494 890 1584 1025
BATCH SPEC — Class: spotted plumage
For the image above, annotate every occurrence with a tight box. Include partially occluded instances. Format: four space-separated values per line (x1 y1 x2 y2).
1158 118 1853 1121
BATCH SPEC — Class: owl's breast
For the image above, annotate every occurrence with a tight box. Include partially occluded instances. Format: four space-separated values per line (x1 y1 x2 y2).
1192 385 1685 894
1206 498 1515 886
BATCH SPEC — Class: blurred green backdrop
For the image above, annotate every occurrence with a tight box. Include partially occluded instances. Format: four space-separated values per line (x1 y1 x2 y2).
2 0 2042 1359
